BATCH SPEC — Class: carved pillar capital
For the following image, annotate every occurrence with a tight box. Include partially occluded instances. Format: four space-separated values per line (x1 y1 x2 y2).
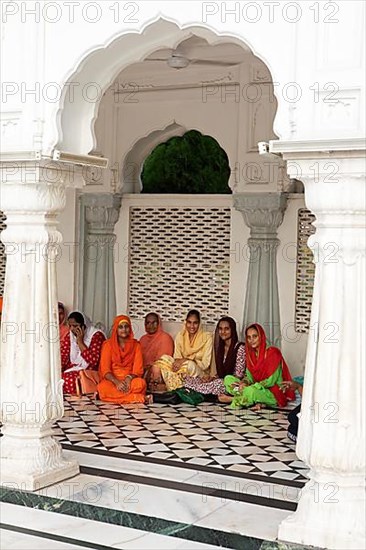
234 192 288 237
82 192 122 233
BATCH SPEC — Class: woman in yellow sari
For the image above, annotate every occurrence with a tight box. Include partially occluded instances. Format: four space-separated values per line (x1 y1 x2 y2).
153 309 213 391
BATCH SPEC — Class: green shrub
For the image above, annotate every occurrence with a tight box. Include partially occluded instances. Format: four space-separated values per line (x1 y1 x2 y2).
141 130 231 193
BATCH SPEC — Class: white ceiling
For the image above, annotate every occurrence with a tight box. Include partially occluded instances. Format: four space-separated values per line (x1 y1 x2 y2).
112 34 253 88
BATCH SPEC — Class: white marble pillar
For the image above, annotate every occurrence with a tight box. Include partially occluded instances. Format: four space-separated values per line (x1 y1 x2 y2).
0 159 79 490
271 139 366 550
234 193 288 346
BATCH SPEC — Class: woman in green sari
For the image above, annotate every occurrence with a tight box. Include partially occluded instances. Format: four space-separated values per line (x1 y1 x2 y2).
221 323 295 410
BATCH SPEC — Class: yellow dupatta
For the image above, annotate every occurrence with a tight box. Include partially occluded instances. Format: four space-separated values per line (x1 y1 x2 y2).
155 320 213 390
174 324 211 363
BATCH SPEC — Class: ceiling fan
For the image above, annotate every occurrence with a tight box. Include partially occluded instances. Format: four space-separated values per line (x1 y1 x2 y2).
145 50 238 70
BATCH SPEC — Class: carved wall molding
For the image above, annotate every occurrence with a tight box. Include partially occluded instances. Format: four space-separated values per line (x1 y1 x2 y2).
1 182 66 214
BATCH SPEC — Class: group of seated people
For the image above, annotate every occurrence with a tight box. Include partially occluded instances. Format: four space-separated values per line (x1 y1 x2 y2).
59 304 297 412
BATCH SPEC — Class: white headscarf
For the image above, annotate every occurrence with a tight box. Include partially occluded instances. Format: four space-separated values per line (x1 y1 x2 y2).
64 311 104 373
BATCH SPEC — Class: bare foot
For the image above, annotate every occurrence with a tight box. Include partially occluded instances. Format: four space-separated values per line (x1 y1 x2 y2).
218 394 233 404
250 403 265 411
145 394 153 405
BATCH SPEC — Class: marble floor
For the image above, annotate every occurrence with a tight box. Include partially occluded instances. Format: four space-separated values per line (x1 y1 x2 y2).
56 396 307 482
1 396 318 550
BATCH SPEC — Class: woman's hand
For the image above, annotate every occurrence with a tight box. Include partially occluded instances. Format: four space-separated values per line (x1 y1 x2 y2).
230 381 246 392
280 380 302 394
172 358 185 372
74 326 85 346
115 379 126 392
115 377 131 393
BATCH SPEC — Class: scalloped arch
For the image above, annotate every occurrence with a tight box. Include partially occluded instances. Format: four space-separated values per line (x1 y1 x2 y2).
53 17 280 155
121 121 186 193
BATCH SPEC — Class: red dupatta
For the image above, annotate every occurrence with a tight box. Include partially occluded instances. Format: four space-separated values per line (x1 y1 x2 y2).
245 323 295 407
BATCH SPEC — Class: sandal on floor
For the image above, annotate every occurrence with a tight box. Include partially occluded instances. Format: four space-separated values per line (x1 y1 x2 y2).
218 394 233 404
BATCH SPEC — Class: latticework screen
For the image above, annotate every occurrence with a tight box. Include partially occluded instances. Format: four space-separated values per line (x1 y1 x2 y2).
128 207 231 323
0 211 6 295
295 208 316 333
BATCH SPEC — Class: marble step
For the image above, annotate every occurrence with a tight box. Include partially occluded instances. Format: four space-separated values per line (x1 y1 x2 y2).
61 444 305 488
0 503 223 549
63 447 301 509
0 443 319 550
1 443 295 548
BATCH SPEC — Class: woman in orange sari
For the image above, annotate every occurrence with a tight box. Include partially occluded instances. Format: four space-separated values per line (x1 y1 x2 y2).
98 315 147 404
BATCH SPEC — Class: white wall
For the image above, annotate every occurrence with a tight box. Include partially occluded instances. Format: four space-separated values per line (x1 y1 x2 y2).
1 2 364 155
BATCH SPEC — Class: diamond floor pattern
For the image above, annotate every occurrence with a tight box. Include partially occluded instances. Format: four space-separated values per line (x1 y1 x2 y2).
55 396 307 482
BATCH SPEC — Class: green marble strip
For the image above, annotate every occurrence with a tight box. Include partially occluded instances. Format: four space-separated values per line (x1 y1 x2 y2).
0 487 263 550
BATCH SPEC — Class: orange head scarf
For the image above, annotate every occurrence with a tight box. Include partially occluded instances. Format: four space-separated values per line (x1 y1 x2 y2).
109 315 138 367
58 302 69 343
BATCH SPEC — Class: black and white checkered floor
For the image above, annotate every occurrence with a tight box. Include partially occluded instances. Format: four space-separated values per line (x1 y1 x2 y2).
2 396 316 549
55 395 307 483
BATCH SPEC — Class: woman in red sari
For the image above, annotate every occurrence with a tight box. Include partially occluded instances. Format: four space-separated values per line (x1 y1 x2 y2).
223 323 295 410
61 311 105 394
98 315 147 404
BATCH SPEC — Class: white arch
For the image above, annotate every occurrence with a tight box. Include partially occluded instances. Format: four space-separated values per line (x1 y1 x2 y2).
53 17 281 155
121 121 187 193
121 123 233 193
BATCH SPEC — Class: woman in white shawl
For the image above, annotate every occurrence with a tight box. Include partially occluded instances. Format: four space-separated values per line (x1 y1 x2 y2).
61 311 105 394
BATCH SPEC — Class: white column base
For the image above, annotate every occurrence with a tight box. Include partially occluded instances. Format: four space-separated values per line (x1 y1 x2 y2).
278 471 366 550
0 428 79 491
